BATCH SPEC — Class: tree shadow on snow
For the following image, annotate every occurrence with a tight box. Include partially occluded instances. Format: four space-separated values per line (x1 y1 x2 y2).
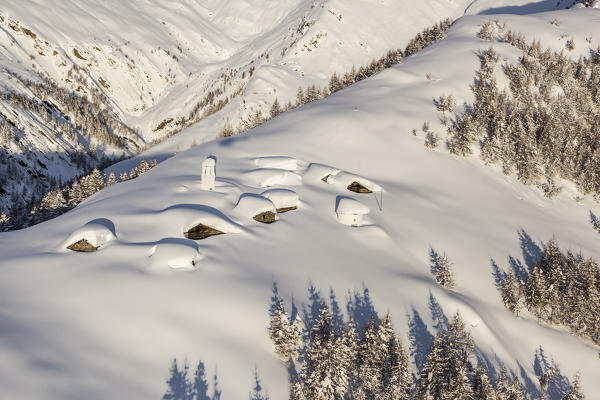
533 347 572 400
346 286 379 336
518 229 542 271
475 0 565 15
590 210 600 232
407 307 434 371
163 358 221 400
490 258 507 290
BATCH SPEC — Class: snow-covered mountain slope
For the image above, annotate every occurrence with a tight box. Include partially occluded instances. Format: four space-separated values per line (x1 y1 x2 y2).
0 6 599 400
1 0 578 217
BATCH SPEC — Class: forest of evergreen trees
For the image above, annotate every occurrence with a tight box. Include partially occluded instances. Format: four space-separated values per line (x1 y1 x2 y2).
0 157 156 231
0 67 144 229
447 27 600 199
161 281 587 399
500 237 600 346
267 285 584 400
221 19 453 138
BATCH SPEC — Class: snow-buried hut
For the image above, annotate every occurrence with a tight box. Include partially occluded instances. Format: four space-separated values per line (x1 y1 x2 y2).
64 220 116 252
261 189 299 213
335 197 369 227
234 194 278 223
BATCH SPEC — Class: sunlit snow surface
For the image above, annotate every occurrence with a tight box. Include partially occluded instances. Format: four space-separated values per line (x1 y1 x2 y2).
0 3 599 400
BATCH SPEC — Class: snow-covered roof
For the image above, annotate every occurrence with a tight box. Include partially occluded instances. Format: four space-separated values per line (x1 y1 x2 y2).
335 197 370 215
63 220 116 249
234 194 276 217
202 158 216 167
261 189 299 209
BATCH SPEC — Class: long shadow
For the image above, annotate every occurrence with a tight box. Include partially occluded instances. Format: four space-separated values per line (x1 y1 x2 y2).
163 358 221 400
329 288 345 335
429 248 441 277
590 211 600 232
490 258 506 290
508 256 529 283
428 292 448 332
518 229 542 271
407 307 434 371
346 286 379 336
302 283 325 335
475 0 564 15
534 347 571 400
517 361 540 398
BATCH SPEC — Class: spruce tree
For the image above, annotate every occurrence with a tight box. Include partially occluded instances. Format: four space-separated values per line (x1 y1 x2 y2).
561 374 585 400
270 98 281 119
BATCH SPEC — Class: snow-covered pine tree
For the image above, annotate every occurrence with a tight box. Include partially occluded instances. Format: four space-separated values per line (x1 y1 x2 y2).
355 315 386 399
416 333 446 400
383 322 412 400
445 312 474 399
472 365 495 400
329 73 343 94
268 285 302 362
329 317 358 400
119 171 129 181
525 266 549 321
561 374 585 400
270 98 281 119
304 305 336 400
0 210 9 231
290 380 306 400
296 87 305 106
40 188 67 213
501 270 523 316
505 376 525 400
106 171 117 186
431 251 456 289
68 181 84 206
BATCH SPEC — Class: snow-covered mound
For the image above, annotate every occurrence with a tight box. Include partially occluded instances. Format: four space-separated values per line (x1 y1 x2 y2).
62 218 117 251
261 188 299 211
233 194 277 221
147 239 202 272
0 5 599 400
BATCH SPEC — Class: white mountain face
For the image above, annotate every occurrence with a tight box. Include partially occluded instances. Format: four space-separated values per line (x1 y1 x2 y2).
0 1 599 400
0 0 480 218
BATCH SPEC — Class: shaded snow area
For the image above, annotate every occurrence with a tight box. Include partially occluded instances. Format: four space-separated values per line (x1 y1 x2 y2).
0 4 599 400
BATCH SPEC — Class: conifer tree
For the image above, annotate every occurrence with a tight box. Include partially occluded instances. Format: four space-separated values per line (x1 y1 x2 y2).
431 251 456 289
270 98 281 119
562 374 585 400
501 270 523 316
472 365 495 400
106 171 117 186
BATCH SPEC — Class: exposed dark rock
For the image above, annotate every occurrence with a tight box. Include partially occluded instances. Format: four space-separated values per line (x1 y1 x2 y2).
347 181 372 193
184 223 225 240
254 211 276 223
67 238 98 252
276 206 297 213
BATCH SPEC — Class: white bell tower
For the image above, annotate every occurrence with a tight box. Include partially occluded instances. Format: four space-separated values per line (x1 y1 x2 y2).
201 157 216 190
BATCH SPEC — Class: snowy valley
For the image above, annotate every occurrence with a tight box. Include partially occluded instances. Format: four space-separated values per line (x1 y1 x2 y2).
0 1 600 400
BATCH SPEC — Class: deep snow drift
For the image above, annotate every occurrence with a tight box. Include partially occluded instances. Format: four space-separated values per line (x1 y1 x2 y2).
0 4 599 400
